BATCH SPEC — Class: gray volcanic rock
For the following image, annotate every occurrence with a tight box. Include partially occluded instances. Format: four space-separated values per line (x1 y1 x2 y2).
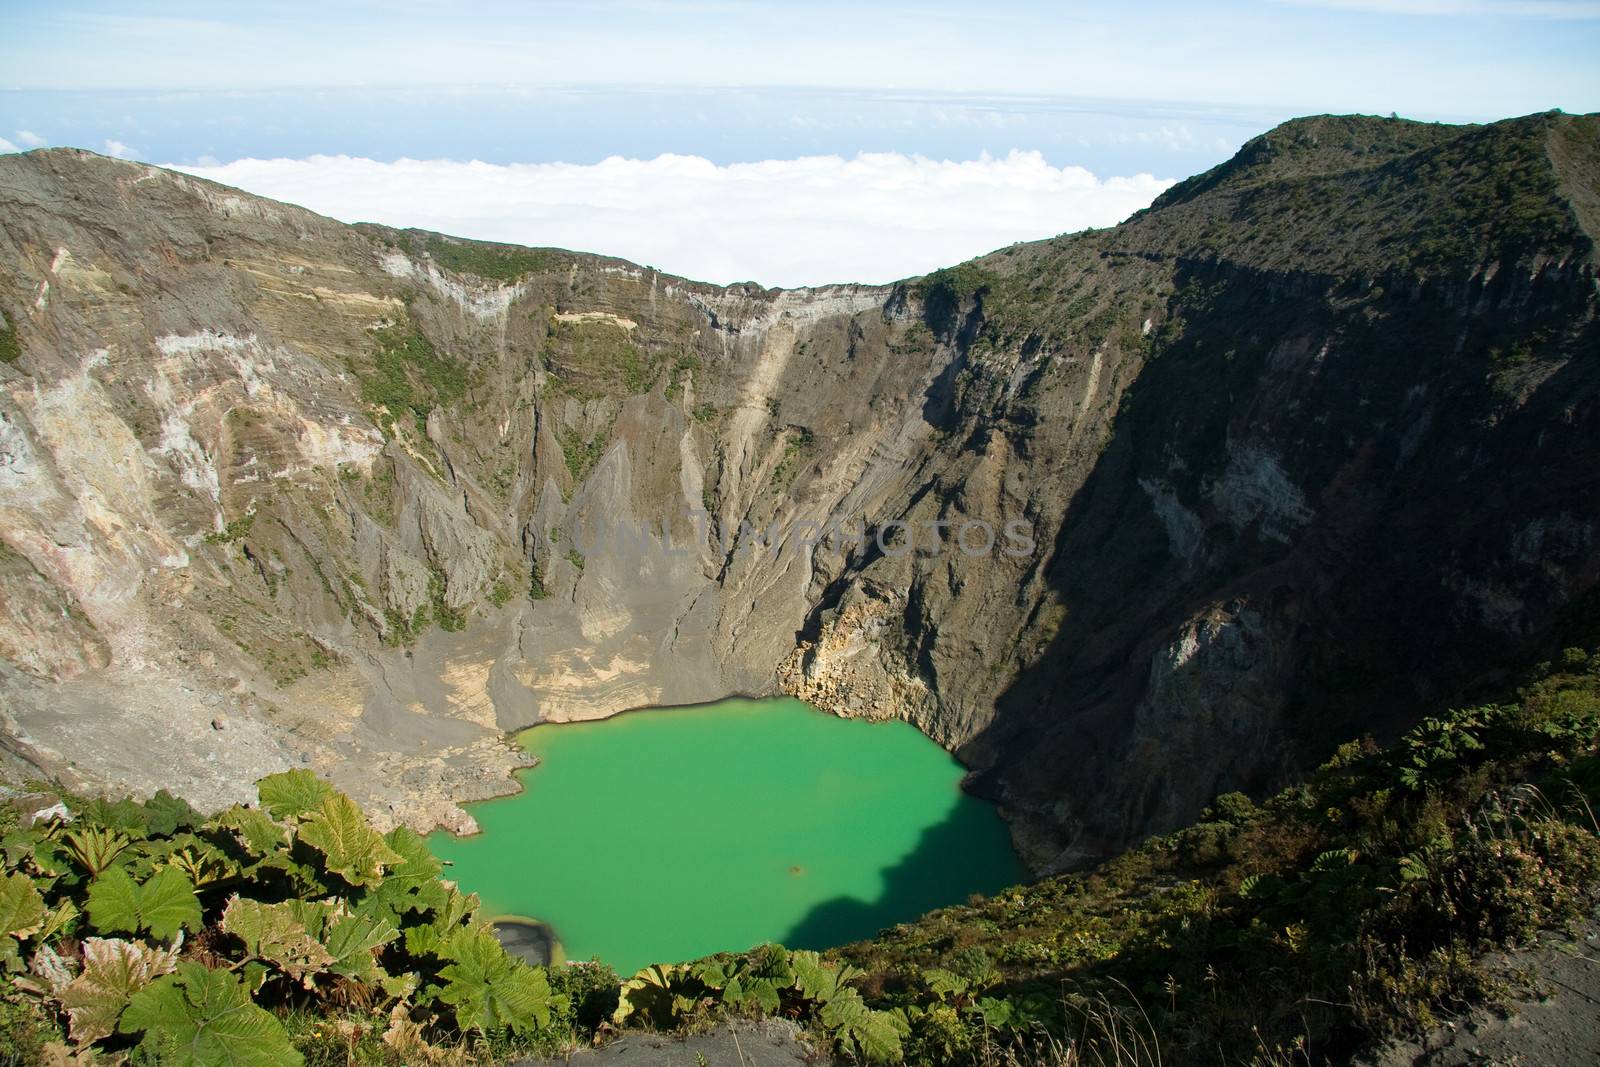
516 1018 826 1067
1 112 1597 870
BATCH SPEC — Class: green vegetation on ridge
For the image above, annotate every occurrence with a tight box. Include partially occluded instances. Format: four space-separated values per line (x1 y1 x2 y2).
823 636 1600 1065
0 316 21 364
1130 111 1595 275
354 318 470 435
359 227 562 283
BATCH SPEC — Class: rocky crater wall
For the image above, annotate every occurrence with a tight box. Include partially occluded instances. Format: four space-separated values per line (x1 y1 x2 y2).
1 113 1597 871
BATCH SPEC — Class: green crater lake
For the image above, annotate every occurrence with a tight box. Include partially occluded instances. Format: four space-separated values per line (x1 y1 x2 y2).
427 697 1026 975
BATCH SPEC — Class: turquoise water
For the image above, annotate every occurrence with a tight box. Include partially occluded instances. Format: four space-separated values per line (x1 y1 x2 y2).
426 697 1026 975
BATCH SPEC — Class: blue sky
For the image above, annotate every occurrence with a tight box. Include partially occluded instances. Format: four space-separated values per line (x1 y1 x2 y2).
4 1 1596 114
1 0 1596 285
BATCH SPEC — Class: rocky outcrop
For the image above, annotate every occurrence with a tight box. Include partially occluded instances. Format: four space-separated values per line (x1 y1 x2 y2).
1 112 1597 869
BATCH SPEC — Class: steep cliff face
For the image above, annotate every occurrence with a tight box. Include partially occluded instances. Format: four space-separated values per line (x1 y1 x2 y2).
790 112 1600 868
0 149 948 832
1 112 1596 869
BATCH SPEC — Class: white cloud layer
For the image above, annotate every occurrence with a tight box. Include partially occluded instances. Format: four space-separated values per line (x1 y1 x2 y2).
173 152 1174 288
0 138 18 154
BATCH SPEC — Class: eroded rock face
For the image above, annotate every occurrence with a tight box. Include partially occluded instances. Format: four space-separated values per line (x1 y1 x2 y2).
1 113 1598 869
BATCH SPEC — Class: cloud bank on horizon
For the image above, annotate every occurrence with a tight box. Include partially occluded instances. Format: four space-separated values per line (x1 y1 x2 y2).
174 153 1174 289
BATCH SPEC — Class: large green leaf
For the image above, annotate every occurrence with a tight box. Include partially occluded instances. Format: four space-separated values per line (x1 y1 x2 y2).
3 828 69 880
120 961 303 1067
139 868 203 940
789 949 841 1003
821 986 905 1064
296 794 401 887
86 867 200 940
319 907 398 984
34 840 71 881
211 806 287 858
76 797 154 837
923 967 969 1000
84 868 140 937
428 885 481 935
162 839 242 889
403 923 445 959
690 958 734 991
220 896 334 987
612 962 693 1028
282 899 336 940
247 848 328 899
972 995 1034 1030
731 944 793 1011
381 826 442 882
724 971 783 1013
358 827 448 920
255 769 334 821
37 899 80 945
142 790 202 836
63 827 131 877
857 1011 909 1064
1 829 36 871
0 870 47 939
0 870 47 969
56 936 180 1044
434 926 560 1034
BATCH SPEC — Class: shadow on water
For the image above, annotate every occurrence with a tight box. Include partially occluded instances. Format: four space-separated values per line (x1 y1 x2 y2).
780 791 1025 952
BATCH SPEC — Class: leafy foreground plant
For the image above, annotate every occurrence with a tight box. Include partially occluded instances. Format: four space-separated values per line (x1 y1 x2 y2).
611 942 907 1062
0 773 902 1066
0 770 567 1065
